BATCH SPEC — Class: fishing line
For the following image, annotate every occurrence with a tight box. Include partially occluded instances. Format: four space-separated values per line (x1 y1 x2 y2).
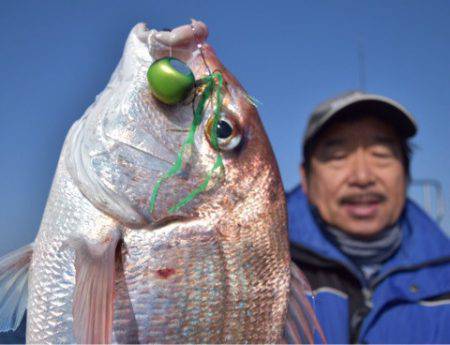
191 22 212 75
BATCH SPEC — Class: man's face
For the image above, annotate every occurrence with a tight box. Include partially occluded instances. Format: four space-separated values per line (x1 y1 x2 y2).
301 115 407 237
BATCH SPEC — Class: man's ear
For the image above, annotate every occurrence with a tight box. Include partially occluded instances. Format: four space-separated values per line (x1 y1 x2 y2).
300 164 309 195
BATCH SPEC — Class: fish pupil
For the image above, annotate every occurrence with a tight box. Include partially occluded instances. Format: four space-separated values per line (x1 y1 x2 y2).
217 120 233 138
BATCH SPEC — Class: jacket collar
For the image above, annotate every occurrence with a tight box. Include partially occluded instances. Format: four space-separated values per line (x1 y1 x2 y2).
287 185 365 282
287 185 450 285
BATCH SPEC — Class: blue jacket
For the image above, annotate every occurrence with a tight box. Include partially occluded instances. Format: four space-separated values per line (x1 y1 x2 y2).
288 185 450 344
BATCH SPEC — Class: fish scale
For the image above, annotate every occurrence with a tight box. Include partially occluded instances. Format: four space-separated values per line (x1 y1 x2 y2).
116 229 218 343
28 155 92 343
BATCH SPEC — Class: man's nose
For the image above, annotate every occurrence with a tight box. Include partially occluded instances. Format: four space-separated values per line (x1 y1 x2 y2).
348 149 375 187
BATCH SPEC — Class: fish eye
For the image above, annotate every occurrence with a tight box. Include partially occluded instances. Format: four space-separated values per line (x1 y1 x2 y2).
206 115 242 151
217 119 233 139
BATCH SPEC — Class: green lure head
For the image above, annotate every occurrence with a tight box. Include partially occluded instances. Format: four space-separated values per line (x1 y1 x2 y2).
147 57 195 105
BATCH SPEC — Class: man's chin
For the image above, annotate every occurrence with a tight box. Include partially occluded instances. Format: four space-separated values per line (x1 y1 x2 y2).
335 218 387 238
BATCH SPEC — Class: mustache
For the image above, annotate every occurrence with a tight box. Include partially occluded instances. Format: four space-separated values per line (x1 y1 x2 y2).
339 192 387 205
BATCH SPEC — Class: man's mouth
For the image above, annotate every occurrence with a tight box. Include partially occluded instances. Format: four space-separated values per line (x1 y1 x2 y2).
339 193 386 219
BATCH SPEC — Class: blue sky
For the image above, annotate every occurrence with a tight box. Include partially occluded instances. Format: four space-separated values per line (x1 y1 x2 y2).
0 1 449 256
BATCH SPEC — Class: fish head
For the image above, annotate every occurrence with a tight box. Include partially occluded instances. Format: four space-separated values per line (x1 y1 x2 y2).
67 20 287 237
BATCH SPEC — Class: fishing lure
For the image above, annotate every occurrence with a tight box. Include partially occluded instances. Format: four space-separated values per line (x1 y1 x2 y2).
147 56 225 214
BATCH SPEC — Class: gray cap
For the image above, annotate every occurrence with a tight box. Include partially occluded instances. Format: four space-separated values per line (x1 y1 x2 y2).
303 91 417 148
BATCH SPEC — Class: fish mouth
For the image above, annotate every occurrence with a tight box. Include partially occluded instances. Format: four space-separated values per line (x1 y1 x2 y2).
147 19 212 74
152 19 208 52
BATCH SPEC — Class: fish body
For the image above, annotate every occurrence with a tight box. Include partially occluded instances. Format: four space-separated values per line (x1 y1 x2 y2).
25 21 294 344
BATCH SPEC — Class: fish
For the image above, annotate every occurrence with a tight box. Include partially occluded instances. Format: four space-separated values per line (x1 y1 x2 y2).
0 20 324 344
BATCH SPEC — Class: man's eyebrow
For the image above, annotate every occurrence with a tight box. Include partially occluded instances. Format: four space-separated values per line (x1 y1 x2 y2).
373 135 397 144
322 138 346 147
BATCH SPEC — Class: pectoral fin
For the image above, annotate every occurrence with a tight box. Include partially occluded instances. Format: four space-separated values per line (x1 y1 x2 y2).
0 243 33 332
283 262 326 344
71 229 121 344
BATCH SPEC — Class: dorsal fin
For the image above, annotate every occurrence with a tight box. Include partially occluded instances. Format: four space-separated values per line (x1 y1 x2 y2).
0 244 33 333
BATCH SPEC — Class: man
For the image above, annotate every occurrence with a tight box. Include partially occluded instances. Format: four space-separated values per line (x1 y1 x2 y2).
288 91 450 343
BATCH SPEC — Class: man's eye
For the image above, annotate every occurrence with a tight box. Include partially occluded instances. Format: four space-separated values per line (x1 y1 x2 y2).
372 149 394 159
373 152 390 158
330 152 347 160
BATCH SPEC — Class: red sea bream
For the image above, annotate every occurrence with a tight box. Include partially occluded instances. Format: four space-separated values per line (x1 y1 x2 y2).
0 20 324 344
